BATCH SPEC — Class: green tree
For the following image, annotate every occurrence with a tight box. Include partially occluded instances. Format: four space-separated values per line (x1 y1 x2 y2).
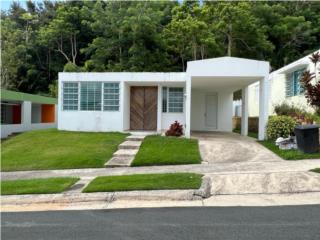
83 1 174 72
204 2 273 58
39 4 81 65
0 18 27 90
163 1 217 70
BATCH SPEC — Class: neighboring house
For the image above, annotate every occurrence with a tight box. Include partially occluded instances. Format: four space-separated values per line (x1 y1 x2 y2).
248 50 320 117
58 57 270 140
1 89 57 138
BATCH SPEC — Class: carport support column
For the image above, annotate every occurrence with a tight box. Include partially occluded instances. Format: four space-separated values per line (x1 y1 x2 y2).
185 75 191 138
241 86 248 136
259 76 269 140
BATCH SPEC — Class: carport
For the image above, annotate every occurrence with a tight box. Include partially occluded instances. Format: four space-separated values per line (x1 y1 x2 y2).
185 57 270 140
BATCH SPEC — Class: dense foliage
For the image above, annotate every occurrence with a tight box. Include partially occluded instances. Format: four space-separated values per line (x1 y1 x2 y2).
266 116 297 139
273 102 315 124
1 1 320 96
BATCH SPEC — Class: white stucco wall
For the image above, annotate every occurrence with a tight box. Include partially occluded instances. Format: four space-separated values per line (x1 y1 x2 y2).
248 51 319 117
122 82 130 131
191 90 233 132
217 91 233 132
161 113 185 131
58 77 124 132
58 111 123 132
58 72 186 132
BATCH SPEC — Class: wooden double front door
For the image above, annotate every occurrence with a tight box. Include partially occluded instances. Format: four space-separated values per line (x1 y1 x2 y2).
130 86 158 130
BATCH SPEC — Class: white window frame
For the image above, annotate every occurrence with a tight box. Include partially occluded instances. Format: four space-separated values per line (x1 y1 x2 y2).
103 82 120 112
62 82 79 111
162 87 184 113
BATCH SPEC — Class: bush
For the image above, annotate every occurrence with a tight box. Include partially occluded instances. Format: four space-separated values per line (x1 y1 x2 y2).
313 114 320 124
266 116 296 139
273 102 314 124
165 121 183 137
274 103 299 116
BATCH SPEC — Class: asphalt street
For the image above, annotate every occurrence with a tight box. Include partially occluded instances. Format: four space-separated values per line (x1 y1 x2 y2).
2 205 320 240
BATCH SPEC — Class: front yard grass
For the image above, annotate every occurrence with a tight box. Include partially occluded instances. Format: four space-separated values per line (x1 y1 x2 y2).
1 177 79 195
311 168 320 173
259 140 320 160
83 173 202 193
233 129 258 139
1 129 128 171
131 135 201 166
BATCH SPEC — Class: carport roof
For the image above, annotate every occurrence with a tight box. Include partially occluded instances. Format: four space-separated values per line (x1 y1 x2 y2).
186 56 269 78
187 57 270 91
1 89 57 104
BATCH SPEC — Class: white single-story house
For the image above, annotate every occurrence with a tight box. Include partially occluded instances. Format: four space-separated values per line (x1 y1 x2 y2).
1 89 57 138
248 50 320 117
58 57 269 140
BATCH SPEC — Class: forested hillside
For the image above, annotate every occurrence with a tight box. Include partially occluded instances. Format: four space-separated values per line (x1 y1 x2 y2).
1 0 319 96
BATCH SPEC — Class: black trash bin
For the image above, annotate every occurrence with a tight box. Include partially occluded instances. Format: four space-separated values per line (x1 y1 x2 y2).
294 125 319 153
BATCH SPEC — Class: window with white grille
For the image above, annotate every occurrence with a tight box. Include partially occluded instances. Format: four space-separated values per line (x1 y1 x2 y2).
80 82 102 111
162 87 184 113
103 83 120 111
63 82 78 110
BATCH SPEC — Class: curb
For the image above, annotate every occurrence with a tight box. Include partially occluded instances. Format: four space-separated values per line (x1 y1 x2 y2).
193 176 212 199
0 177 212 208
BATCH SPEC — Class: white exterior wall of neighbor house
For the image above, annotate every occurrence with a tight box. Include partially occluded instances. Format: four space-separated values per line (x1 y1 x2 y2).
58 72 186 132
248 50 320 117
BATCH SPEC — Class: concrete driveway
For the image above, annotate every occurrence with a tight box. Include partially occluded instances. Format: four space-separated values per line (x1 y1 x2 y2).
192 132 282 164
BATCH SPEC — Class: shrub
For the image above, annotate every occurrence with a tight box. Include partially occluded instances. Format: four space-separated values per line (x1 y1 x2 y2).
266 116 296 139
273 102 314 124
313 114 320 124
274 103 300 116
165 121 183 137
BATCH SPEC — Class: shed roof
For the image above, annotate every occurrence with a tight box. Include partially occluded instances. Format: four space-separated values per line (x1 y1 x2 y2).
1 89 57 104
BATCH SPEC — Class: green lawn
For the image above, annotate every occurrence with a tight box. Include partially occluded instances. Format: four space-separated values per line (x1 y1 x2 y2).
1 177 79 195
311 168 320 173
233 129 258 139
83 173 202 193
131 135 201 166
259 140 320 160
1 129 128 171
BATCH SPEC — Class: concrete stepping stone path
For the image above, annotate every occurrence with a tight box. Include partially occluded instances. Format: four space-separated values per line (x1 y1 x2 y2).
105 135 145 168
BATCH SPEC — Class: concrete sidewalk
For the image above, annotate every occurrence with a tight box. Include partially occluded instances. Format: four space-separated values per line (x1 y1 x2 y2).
2 160 320 180
2 169 320 212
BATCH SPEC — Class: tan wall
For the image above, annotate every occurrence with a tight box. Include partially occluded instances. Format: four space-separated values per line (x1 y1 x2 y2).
233 117 259 132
